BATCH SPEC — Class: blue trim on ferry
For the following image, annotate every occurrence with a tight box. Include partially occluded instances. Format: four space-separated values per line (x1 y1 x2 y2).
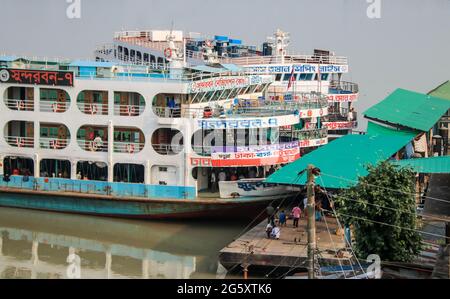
0 176 196 200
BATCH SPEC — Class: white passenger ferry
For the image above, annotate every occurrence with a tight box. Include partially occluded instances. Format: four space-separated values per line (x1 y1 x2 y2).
95 29 359 143
0 30 357 219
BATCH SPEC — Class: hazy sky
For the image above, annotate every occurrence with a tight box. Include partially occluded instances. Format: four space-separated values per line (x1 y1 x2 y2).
1 0 449 130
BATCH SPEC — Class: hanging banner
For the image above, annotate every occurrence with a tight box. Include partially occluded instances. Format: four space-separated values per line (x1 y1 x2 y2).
0 68 74 86
322 121 357 130
327 93 359 102
211 147 300 167
299 138 328 148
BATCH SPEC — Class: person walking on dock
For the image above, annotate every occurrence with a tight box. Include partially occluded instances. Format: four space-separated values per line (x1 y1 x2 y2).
278 210 287 227
266 222 273 239
292 205 301 228
266 204 276 226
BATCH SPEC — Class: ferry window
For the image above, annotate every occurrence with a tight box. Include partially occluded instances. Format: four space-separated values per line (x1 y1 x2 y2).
137 51 142 62
40 89 57 100
298 73 313 81
159 167 168 172
144 53 149 63
321 73 329 81
275 74 282 81
283 73 297 81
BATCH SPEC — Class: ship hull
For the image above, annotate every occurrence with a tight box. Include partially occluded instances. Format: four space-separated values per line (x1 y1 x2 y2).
0 188 282 220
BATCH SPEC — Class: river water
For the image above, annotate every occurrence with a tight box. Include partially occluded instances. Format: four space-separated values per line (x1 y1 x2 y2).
0 206 247 279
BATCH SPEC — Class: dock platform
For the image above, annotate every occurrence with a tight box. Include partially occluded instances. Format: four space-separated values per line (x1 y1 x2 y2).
219 216 354 272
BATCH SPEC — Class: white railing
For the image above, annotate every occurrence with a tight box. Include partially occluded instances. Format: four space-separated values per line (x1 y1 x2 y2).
152 143 184 155
77 103 108 115
4 99 34 111
77 139 109 152
113 141 145 153
39 137 69 149
39 101 69 113
113 104 144 116
220 54 348 66
5 136 34 148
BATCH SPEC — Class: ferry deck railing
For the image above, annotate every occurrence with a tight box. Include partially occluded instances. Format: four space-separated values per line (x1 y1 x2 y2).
77 103 108 115
280 127 328 141
113 141 145 154
220 54 348 66
40 101 69 113
4 99 35 111
329 80 359 94
152 144 184 155
77 139 109 152
113 104 145 116
39 137 70 150
5 136 34 148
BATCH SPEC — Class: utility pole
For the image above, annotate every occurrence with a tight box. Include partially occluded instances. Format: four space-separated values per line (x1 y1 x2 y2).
306 164 317 279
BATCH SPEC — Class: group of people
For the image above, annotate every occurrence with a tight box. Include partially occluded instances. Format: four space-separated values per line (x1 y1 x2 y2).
264 185 332 240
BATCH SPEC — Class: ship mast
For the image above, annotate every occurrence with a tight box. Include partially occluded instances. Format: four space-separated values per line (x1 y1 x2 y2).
267 29 290 64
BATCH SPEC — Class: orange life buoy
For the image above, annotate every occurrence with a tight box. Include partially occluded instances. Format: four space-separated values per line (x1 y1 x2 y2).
50 139 59 149
16 137 25 148
52 103 61 112
16 100 26 111
126 105 136 116
126 143 135 153
164 48 172 59
88 104 98 115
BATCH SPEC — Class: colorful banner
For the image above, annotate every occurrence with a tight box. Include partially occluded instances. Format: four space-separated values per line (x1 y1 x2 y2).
245 64 348 74
190 157 212 167
188 75 272 93
212 141 299 153
327 93 359 102
0 68 74 86
211 147 300 167
299 138 328 148
196 113 299 130
322 121 357 130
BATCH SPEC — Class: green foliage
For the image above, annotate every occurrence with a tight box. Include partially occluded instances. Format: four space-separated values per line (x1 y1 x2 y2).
334 161 422 262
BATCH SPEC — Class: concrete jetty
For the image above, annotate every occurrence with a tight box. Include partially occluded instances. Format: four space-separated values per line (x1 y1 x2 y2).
219 216 353 273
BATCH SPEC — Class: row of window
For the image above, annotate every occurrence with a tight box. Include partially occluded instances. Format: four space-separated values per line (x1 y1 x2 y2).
275 73 330 82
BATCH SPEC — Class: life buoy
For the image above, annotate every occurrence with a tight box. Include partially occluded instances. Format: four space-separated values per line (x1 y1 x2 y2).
164 48 172 59
50 139 59 149
126 143 135 153
126 105 136 116
52 103 61 112
88 104 98 115
16 100 25 111
16 137 25 148
205 40 212 47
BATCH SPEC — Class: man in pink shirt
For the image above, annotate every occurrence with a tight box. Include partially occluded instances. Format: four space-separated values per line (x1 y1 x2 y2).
292 205 302 228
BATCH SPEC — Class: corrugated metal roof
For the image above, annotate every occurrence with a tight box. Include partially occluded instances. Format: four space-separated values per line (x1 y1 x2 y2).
428 80 450 100
265 125 418 189
393 156 450 173
69 60 115 68
364 88 450 132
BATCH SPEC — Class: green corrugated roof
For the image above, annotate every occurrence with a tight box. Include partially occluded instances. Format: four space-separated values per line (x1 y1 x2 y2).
364 88 450 132
266 125 418 189
393 156 450 174
428 80 450 100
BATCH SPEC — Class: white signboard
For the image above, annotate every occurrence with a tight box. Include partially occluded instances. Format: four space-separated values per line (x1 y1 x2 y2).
245 64 349 74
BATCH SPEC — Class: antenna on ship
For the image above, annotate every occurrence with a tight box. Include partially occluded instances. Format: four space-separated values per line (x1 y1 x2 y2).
267 29 290 64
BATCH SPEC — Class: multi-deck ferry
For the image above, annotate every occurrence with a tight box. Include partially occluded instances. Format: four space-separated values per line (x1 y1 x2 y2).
0 30 357 219
95 29 359 143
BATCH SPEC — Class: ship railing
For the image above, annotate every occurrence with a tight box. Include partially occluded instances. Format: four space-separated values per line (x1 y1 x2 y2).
152 143 184 155
77 139 109 152
220 54 348 66
324 112 357 122
192 145 212 156
39 137 70 149
5 136 34 148
329 80 359 94
39 101 69 113
113 104 145 116
153 105 294 119
4 99 35 111
113 141 145 154
76 103 108 115
280 128 328 140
